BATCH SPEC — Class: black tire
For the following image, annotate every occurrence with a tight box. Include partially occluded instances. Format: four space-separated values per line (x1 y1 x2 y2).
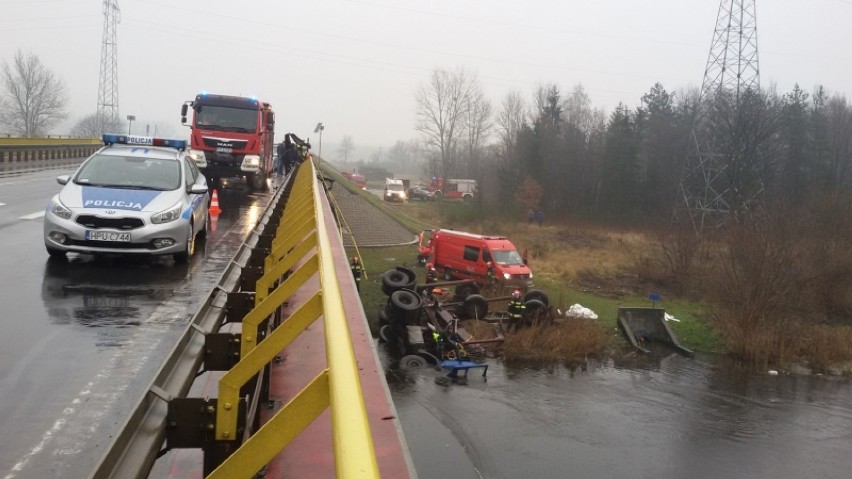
396 266 418 289
454 282 480 301
434 191 443 200
523 299 549 325
390 289 422 312
382 269 409 296
174 222 194 263
524 289 549 307
399 354 427 369
378 307 389 326
46 246 67 258
462 294 489 319
378 324 394 343
442 268 454 281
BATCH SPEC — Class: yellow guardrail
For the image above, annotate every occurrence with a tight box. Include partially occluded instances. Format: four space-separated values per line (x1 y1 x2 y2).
0 137 102 146
209 160 379 478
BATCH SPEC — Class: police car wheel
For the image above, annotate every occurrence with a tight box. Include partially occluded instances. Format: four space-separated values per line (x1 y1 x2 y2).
174 224 194 263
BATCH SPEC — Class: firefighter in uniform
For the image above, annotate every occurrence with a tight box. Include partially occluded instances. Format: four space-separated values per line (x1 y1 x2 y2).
350 256 363 291
425 263 437 284
507 289 526 331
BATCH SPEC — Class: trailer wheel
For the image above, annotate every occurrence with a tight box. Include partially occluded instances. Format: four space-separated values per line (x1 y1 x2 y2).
399 354 427 369
523 289 550 307
462 294 489 319
382 269 410 296
378 307 389 326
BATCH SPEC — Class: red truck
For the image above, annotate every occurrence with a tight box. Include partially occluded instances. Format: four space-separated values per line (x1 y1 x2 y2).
341 172 367 189
423 229 533 290
181 93 275 191
428 177 477 200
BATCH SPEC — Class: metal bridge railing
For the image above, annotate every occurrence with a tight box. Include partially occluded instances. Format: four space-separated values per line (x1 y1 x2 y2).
207 161 379 478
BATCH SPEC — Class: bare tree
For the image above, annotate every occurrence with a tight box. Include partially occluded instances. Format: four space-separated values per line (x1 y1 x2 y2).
71 112 124 137
415 67 476 178
497 90 526 161
461 86 492 177
0 50 68 136
338 135 355 162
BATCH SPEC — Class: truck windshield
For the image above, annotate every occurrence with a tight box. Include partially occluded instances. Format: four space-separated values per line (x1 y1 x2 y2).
388 184 404 191
492 249 524 265
195 106 258 133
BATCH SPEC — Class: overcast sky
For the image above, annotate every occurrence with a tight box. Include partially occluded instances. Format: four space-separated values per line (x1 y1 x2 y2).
2 0 851 157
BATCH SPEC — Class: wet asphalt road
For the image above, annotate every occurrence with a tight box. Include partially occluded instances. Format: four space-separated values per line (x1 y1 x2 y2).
0 167 272 478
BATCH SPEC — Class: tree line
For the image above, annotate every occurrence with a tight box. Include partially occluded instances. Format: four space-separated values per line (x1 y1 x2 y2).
414 67 852 224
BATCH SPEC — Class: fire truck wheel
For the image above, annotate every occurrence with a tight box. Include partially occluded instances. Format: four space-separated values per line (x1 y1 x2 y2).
399 354 427 369
443 268 454 281
382 269 410 296
523 289 550 307
462 294 489 319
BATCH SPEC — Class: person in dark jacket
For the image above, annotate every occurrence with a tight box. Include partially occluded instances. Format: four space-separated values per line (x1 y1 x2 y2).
282 136 301 174
507 289 526 331
276 141 286 175
350 256 363 291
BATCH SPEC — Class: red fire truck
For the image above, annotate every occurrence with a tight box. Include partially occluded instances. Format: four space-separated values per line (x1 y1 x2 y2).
341 172 367 189
181 93 275 192
428 177 477 200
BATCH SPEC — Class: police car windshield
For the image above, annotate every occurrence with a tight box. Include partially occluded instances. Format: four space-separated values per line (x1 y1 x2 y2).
74 155 181 191
196 105 257 132
492 249 524 265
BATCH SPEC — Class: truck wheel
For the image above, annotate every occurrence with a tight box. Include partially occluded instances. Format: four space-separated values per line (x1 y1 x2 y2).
390 289 422 312
462 294 488 319
382 269 410 296
378 324 394 343
399 355 427 369
395 266 418 289
454 283 480 301
523 289 550 307
434 191 443 200
523 299 549 326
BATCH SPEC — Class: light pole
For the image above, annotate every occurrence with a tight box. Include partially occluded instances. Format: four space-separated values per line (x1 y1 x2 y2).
314 122 324 169
126 115 136 135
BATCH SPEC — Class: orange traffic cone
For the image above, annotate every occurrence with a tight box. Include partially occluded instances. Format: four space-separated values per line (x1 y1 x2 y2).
209 189 222 215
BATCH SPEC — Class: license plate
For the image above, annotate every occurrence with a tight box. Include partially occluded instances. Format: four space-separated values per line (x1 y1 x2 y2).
216 147 233 153
86 230 131 242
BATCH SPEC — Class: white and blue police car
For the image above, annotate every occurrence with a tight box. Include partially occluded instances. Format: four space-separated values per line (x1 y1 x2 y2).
44 134 210 262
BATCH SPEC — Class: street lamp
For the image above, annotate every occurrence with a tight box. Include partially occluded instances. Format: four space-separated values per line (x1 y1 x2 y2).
314 122 324 168
126 115 136 135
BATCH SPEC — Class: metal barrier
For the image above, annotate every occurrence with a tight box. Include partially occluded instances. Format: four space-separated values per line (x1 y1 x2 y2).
0 137 101 163
89 159 383 478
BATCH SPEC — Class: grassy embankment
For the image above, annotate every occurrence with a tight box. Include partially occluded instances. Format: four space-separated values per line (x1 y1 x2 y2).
327 173 723 364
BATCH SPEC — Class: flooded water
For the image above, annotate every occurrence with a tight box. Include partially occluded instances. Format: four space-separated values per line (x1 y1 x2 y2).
385 351 852 479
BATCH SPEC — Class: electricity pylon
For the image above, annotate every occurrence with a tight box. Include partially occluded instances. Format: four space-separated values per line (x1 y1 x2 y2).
96 0 121 131
677 0 761 233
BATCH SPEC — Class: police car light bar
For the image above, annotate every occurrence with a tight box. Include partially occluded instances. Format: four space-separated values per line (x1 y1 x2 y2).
102 134 187 149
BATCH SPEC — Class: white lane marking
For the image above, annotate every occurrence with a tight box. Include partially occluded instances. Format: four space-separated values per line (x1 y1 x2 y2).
19 211 45 220
2 314 181 478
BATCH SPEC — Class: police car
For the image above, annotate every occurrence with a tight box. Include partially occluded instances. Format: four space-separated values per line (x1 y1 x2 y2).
44 134 210 262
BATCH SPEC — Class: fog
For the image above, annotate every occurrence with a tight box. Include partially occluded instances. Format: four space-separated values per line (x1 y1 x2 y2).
2 0 851 157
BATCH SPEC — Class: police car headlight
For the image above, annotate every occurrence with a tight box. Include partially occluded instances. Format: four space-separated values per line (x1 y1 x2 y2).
242 155 260 167
151 202 182 224
503 273 512 280
49 197 72 220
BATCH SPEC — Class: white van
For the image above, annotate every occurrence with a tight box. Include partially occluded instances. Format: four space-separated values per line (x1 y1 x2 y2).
384 178 406 202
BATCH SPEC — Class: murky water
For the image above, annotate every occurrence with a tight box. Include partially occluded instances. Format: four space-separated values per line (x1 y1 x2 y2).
385 350 852 479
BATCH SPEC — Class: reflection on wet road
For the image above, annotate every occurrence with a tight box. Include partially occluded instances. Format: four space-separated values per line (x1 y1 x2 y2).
386 350 852 479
